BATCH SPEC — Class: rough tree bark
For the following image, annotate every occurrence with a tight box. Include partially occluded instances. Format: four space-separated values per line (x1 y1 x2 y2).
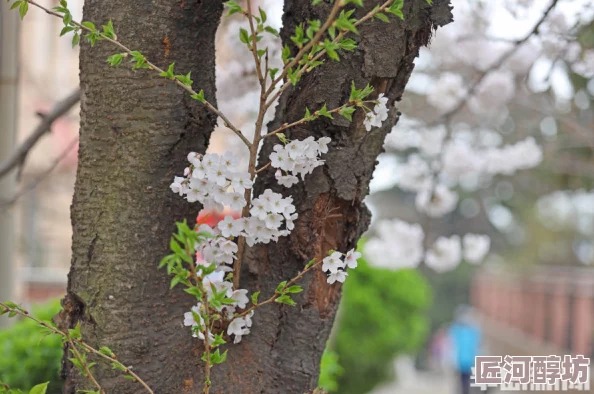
64 0 452 393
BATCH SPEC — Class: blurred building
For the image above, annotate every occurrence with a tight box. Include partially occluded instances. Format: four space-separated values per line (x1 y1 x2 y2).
12 0 83 304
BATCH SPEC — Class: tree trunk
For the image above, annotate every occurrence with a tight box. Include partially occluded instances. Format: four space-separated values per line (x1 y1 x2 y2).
64 0 451 393
62 0 221 392
213 1 452 392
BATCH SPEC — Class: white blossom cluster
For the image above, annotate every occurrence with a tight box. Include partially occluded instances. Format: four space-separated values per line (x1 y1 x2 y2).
170 152 252 211
321 249 361 284
364 219 490 272
363 93 389 131
172 137 360 344
270 137 331 187
537 189 594 235
184 300 254 344
383 125 543 217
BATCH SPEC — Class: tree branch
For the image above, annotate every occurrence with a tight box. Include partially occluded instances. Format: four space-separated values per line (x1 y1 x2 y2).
429 0 560 125
0 137 79 211
0 89 80 180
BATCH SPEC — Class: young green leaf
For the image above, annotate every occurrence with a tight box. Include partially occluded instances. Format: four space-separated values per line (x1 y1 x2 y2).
28 382 49 394
223 1 244 16
285 285 303 294
275 295 296 306
339 106 356 121
251 291 260 305
18 0 28 20
191 89 206 103
98 346 115 358
239 28 250 44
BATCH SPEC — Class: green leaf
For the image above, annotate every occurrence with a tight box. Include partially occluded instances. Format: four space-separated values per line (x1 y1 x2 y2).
275 295 296 306
276 281 287 293
68 357 84 374
276 133 288 144
306 20 321 40
102 20 116 39
68 322 82 340
212 333 226 347
264 26 279 37
170 238 183 255
290 23 308 48
318 103 333 119
10 1 22 12
28 383 49 394
251 291 260 305
63 12 72 26
170 276 182 289
239 28 250 44
18 0 28 20
72 32 80 48
285 285 303 294
339 106 356 121
175 72 193 87
2 301 21 310
305 258 316 269
60 26 76 36
338 38 357 51
333 10 358 34
258 7 267 23
281 45 291 63
190 89 206 103
98 346 115 358
386 0 405 20
106 53 125 67
122 375 136 381
81 21 96 30
269 68 279 80
374 12 390 23
184 286 204 300
223 1 243 16
111 362 126 371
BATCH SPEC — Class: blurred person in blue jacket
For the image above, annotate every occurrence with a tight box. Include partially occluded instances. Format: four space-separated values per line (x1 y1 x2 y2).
449 305 481 394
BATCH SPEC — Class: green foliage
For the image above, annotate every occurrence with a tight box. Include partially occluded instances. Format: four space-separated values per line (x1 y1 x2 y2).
0 301 63 394
323 251 432 394
318 349 344 392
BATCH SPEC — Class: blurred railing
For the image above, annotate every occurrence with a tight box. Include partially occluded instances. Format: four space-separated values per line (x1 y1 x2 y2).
472 265 594 358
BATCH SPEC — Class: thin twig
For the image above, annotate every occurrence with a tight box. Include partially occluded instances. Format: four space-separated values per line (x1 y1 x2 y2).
236 259 324 318
1 137 79 211
0 89 80 180
263 0 344 100
429 0 560 125
27 0 251 148
0 302 154 394
262 103 350 139
68 337 105 394
255 162 271 174
246 0 265 87
265 0 393 109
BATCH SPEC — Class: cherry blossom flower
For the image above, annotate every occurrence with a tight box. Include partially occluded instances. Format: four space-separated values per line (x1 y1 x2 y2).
425 235 462 273
344 249 361 269
322 252 345 273
462 234 491 264
327 270 348 284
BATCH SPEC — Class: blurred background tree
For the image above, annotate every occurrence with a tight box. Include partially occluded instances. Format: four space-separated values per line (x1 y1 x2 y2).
0 300 62 394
